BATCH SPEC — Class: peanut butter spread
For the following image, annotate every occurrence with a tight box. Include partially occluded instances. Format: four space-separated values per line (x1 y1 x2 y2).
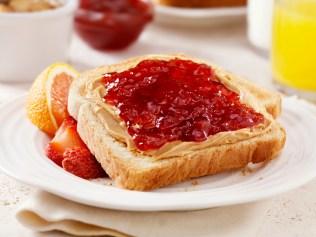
71 58 273 160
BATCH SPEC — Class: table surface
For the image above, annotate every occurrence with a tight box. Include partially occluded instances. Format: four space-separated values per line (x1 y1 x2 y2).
1 19 316 237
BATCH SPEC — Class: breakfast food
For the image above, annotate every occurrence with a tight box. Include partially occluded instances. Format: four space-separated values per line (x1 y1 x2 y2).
26 63 78 136
27 63 105 179
0 0 61 13
154 0 246 8
68 54 286 190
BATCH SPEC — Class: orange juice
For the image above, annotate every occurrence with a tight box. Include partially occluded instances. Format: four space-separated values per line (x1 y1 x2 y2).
272 0 316 91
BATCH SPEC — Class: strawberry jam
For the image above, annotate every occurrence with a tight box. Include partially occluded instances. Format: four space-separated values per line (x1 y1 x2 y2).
103 59 264 151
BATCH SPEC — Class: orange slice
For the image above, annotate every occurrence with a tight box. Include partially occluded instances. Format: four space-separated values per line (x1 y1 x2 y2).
26 63 79 136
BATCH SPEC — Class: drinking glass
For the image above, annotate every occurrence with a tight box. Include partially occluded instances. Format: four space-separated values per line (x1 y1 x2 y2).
272 0 316 101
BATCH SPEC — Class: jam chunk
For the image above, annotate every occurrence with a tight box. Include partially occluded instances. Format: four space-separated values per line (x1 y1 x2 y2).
103 59 264 151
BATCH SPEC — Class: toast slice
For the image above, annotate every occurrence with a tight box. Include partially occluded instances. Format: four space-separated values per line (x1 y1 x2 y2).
68 54 286 191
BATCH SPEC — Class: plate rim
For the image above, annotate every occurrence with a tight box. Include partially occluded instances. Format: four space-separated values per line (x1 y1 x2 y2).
155 4 247 18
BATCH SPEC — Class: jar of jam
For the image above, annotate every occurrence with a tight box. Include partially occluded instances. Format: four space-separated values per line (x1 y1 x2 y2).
74 0 153 50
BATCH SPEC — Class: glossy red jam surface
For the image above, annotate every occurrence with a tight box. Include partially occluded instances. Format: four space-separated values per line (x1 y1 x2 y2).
103 59 264 151
75 0 153 50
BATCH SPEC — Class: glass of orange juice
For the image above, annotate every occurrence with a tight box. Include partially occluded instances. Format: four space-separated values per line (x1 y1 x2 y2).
272 0 316 101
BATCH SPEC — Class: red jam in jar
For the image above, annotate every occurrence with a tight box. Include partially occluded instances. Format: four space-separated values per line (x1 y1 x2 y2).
75 0 153 50
103 59 264 151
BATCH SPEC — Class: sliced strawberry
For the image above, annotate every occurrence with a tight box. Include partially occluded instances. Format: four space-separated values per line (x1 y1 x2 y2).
51 116 86 153
45 116 87 165
45 116 106 179
45 143 63 166
62 147 106 179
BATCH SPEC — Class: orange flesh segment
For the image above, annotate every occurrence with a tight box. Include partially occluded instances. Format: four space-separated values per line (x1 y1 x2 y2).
50 73 74 126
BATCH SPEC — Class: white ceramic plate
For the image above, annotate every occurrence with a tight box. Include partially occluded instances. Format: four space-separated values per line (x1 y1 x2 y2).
1 96 316 211
154 4 246 26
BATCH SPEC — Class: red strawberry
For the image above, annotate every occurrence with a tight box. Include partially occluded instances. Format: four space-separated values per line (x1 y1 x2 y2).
50 117 86 153
45 116 106 179
45 116 87 166
62 147 106 179
45 143 63 166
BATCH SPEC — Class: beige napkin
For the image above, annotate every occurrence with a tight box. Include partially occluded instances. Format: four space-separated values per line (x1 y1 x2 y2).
16 191 271 237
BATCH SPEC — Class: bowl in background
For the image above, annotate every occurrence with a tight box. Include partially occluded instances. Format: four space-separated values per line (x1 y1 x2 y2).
0 0 78 82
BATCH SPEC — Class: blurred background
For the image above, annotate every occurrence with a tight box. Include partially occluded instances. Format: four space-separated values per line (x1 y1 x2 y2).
0 0 315 102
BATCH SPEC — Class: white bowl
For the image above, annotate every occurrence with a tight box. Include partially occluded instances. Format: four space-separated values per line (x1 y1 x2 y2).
0 0 78 82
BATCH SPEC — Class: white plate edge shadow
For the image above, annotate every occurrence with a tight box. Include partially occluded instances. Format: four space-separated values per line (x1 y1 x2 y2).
155 5 247 18
153 4 247 26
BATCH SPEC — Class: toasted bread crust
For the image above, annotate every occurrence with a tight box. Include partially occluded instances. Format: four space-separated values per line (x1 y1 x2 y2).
69 54 286 191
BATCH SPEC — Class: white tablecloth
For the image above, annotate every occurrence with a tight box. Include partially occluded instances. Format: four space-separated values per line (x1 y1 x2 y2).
1 20 316 237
